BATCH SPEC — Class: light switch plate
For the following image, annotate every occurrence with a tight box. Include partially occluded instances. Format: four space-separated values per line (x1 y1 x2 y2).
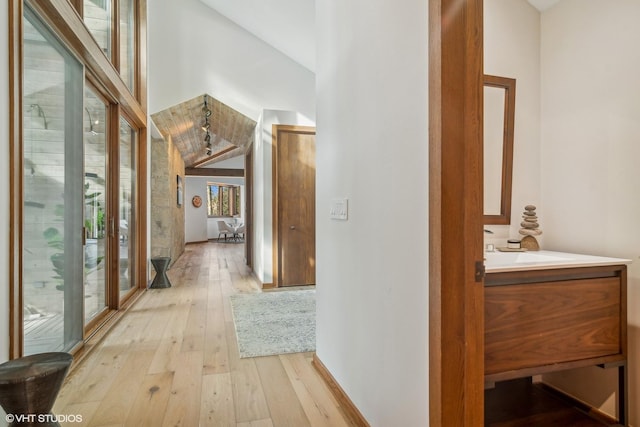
330 198 348 220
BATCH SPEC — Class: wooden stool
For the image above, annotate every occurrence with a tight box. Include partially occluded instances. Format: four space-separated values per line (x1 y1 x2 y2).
0 352 73 426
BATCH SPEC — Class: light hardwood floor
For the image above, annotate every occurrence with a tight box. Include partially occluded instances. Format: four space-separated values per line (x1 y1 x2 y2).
53 241 353 427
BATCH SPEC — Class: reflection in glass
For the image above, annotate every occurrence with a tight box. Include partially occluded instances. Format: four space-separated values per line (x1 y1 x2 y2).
84 88 108 323
119 0 135 92
119 118 136 299
84 0 112 60
23 7 84 355
484 85 506 216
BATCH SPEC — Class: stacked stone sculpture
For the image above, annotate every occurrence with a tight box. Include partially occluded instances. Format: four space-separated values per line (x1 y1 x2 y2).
519 204 541 251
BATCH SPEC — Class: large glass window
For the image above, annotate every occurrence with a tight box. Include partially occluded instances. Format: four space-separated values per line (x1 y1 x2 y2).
13 0 146 358
207 183 242 217
119 0 136 92
83 0 137 95
84 0 112 59
23 7 84 355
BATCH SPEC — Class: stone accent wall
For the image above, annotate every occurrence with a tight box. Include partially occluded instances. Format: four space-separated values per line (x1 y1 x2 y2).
150 134 185 266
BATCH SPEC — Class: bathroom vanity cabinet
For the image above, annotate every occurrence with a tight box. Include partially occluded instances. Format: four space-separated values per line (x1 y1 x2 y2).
484 250 630 424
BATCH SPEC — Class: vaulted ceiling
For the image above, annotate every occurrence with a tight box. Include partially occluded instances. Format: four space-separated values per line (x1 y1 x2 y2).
151 94 256 168
199 0 315 72
154 0 558 168
195 0 560 74
150 0 313 169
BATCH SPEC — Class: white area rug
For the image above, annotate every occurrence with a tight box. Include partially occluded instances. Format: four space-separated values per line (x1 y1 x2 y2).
230 289 316 358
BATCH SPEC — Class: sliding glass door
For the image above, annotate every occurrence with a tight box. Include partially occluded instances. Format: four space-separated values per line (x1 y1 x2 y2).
12 0 147 358
84 87 109 325
118 118 136 301
22 6 84 355
21 6 139 353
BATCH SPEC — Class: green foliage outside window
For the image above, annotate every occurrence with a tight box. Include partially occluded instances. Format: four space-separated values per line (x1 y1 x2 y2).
207 183 241 217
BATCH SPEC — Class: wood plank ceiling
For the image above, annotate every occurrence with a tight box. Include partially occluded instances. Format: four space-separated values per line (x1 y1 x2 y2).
151 94 257 168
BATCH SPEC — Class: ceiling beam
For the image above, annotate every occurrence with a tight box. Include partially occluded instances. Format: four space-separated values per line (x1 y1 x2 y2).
185 167 244 177
189 146 238 168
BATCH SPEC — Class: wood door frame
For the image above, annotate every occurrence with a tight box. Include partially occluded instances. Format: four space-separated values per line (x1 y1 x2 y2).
245 149 254 269
429 0 484 425
9 0 24 358
271 124 316 288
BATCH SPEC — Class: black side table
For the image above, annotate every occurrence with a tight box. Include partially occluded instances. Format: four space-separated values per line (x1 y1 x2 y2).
150 256 172 288
0 352 73 427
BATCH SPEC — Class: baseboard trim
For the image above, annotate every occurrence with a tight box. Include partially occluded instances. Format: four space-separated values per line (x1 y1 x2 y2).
245 268 274 290
312 354 370 427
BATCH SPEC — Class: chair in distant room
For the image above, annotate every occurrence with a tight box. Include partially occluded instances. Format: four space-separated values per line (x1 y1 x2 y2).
217 220 234 241
235 225 245 241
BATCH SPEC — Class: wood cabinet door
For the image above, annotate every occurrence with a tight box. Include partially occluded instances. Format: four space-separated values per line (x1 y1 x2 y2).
485 276 622 379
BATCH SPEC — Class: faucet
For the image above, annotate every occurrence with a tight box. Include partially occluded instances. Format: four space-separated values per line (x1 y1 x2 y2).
484 229 495 252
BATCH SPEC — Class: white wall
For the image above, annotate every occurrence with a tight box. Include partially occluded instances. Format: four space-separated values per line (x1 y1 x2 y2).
315 1 429 425
185 175 245 243
484 0 542 245
252 109 315 285
539 1 640 422
252 115 265 281
147 0 315 121
0 3 10 362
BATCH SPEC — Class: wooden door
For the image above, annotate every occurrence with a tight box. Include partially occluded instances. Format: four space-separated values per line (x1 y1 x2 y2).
272 125 316 287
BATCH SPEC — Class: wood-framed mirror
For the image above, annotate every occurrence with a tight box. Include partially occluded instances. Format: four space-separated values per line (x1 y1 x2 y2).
483 74 516 225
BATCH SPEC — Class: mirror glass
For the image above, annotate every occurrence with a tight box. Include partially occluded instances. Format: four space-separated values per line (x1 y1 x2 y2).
483 75 515 225
484 85 505 216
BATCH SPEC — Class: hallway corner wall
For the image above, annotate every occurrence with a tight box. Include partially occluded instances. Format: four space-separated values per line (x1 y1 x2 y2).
315 0 429 424
252 115 265 283
150 131 185 264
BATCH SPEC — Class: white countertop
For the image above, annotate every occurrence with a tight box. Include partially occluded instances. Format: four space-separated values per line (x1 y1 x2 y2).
484 250 631 273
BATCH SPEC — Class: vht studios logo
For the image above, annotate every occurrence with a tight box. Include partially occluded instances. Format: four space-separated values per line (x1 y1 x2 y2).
5 413 83 424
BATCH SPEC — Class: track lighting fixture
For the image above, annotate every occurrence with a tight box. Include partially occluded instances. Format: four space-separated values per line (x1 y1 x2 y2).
202 95 212 155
